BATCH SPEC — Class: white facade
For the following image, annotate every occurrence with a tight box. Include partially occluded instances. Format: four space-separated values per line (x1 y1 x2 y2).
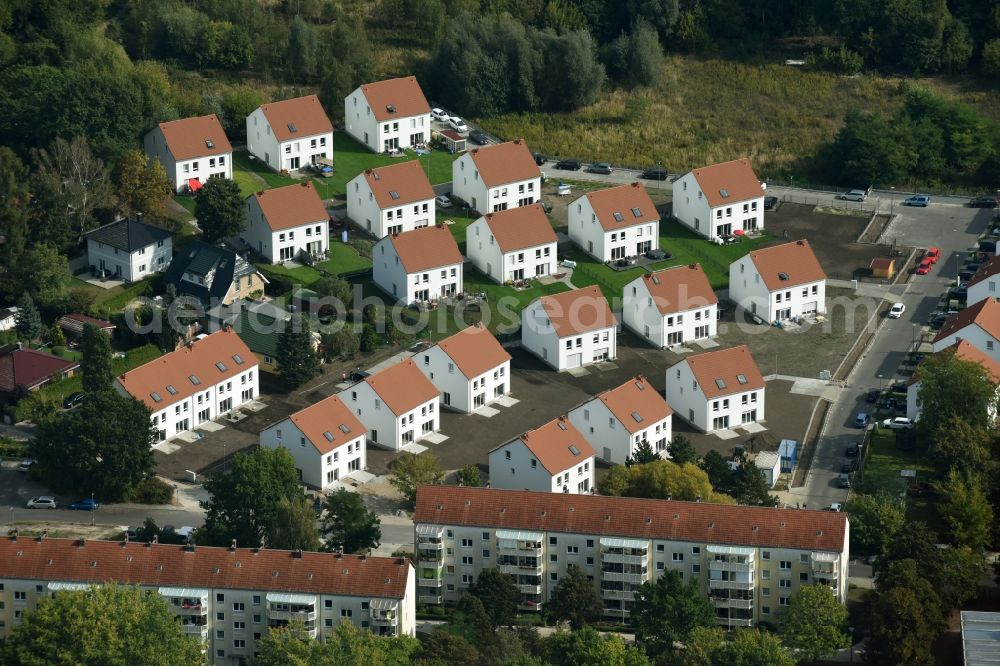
372 239 463 306
466 217 557 284
345 173 435 239
729 259 826 324
968 276 1000 308
932 325 1000 364
345 382 440 451
568 200 659 262
622 279 718 349
246 108 332 173
417 347 510 414
488 439 594 494
665 362 765 432
520 301 617 371
86 236 172 283
567 400 672 465
143 125 232 193
452 153 540 215
754 452 781 488
344 88 430 153
672 172 764 241
243 201 328 264
259 420 366 490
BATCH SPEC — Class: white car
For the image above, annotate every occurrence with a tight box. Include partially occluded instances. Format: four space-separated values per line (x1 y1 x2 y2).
881 417 914 430
888 302 905 318
26 496 57 509
449 117 469 133
431 108 450 123
840 189 868 202
435 194 452 208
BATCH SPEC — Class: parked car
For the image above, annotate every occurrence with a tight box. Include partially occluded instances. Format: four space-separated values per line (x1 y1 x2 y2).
866 389 880 403
854 412 870 428
980 240 997 253
469 130 489 145
435 194 452 208
641 166 668 181
827 502 844 512
587 162 613 175
26 496 57 509
951 286 968 301
845 443 861 458
554 159 582 171
448 117 468 133
534 153 547 166
881 417 914 430
540 201 553 214
915 258 933 275
763 195 779 211
644 248 668 260
840 189 868 202
925 247 941 263
838 473 852 489
902 194 930 207
888 302 906 318
841 459 858 474
63 392 85 409
124 526 139 540
68 498 100 511
431 108 450 122
18 459 34 472
969 195 999 208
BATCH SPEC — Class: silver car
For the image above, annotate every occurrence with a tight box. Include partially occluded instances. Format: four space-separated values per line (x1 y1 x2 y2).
840 189 867 201
26 496 57 509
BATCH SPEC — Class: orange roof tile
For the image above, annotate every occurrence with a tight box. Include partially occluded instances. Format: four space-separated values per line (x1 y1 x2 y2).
748 239 827 291
596 376 672 434
689 159 764 208
501 416 595 475
584 183 659 232
415 486 848 553
639 264 718 315
918 340 1000 386
482 204 557 253
288 395 367 455
362 161 436 209
684 345 765 399
435 323 511 380
117 329 256 411
0 537 410 599
156 115 232 162
468 140 541 187
387 225 464 273
535 286 616 338
365 359 439 415
965 256 1000 289
359 77 431 122
251 182 328 232
259 95 333 143
934 298 1000 343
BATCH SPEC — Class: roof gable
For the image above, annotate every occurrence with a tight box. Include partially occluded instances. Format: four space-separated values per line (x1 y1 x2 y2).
258 95 333 143
934 298 1000 344
482 204 557 253
251 182 328 232
386 226 463 273
434 324 511 380
361 161 436 209
84 218 173 253
155 114 232 161
966 256 1000 289
689 159 764 208
584 183 659 231
535 286 616 337
597 376 672 434
506 416 595 475
747 239 827 291
288 395 368 455
467 140 541 187
0 347 78 393
364 359 440 415
358 77 431 122
639 264 718 315
682 344 765 399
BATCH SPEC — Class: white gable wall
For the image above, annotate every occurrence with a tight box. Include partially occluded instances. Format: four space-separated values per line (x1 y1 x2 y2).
345 381 440 451
488 439 594 494
568 197 659 262
521 301 617 371
567 400 672 465
260 420 367 489
932 324 1000 364
345 174 435 238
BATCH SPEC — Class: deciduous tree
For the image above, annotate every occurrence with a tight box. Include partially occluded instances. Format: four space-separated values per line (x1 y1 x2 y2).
320 488 381 554
266 496 321 551
781 584 850 662
712 628 793 666
456 464 481 487
936 469 994 551
540 627 650 666
113 148 171 218
598 459 733 503
25 244 68 308
845 491 906 556
917 351 999 438
418 629 479 666
631 569 715 658
389 452 445 508
194 177 244 243
865 586 938 666
30 135 111 236
546 564 603 629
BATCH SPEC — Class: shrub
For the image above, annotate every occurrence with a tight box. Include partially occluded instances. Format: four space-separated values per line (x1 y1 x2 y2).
809 46 864 75
0 437 28 459
983 39 1000 78
127 476 175 504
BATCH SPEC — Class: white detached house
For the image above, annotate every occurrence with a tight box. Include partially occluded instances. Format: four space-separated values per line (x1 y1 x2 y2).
260 395 367 490
246 95 333 173
932 297 1000 364
143 114 233 193
488 416 596 494
345 359 441 451
417 323 512 413
729 240 827 324
466 204 558 284
83 217 174 282
907 340 1000 423
622 264 718 348
672 159 766 241
373 225 464 305
521 286 617 371
344 76 431 153
568 183 660 262
243 181 329 263
567 376 673 465
664 345 765 432
346 161 436 238
451 140 541 215
965 256 1000 308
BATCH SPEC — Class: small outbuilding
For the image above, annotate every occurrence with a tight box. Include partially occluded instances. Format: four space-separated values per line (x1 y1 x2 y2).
869 257 895 279
754 451 781 488
778 438 798 473
438 129 466 153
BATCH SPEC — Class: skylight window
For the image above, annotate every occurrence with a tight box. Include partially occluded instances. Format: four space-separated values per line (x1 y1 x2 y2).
389 191 400 200
715 378 727 389
287 122 298 133
189 375 201 386
631 411 643 423
613 212 624 222
720 188 730 198
216 361 228 372
631 207 642 217
557 421 567 430
205 139 215 149
232 354 244 365
323 432 334 442
338 424 351 434
778 272 790 281
737 374 748 385
569 445 580 456
150 392 162 403
166 385 178 395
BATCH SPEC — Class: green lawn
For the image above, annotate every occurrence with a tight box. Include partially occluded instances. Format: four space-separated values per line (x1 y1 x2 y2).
316 242 373 276
172 195 197 215
232 168 263 198
232 151 298 189
437 210 477 252
31 344 162 404
856 429 936 502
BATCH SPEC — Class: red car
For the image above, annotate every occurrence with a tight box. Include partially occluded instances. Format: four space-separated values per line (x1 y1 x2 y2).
925 247 941 263
916 258 933 275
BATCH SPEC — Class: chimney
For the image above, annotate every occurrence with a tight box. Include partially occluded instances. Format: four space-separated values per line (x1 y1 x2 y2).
137 212 144 224
9 529 17 541
293 549 303 559
152 535 158 544
230 539 237 552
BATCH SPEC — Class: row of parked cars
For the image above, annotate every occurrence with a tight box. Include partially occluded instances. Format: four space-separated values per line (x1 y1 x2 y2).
841 189 999 208
431 107 492 145
25 496 100 510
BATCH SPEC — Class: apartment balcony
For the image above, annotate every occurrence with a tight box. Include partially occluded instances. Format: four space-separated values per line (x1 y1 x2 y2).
601 552 648 565
418 594 443 605
498 543 543 555
417 557 444 569
371 614 398 627
518 599 543 612
267 609 316 622
715 617 753 628
708 560 755 573
811 567 839 580
601 588 637 601
181 624 209 641
499 562 543 576
417 540 444 551
600 570 647 583
418 577 444 589
518 584 542 595
707 579 755 591
604 607 631 618
712 596 753 610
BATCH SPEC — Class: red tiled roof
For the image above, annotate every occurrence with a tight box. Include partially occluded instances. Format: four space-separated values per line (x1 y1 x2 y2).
535 286 616 338
468 140 541 187
966 256 1000 289
251 182 328 232
116 329 256 411
0 537 410 599
912 340 1000 387
689 159 764 208
58 313 115 333
638 264 718 315
155 115 232 161
365 359 439 415
0 347 78 393
482 204 557 253
435 323 511 380
584 183 659 232
500 416 595 475
259 95 333 143
288 395 367 455
683 345 765 400
414 486 847 553
596 376 672 434
358 77 431 122
362 161 436 209
934 298 1000 344
748 240 826 291
386 225 464 273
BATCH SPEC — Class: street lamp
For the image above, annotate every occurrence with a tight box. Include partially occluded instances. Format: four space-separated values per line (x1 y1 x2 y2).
912 323 917 354
890 187 895 217
90 492 95 526
849 626 855 663
877 374 883 391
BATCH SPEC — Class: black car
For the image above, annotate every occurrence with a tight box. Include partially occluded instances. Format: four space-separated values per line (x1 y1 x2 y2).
469 130 489 145
62 392 85 409
845 443 860 458
969 195 999 208
840 460 858 474
554 159 582 171
644 248 668 260
865 389 879 404
980 240 997 253
533 153 547 166
587 162 613 175
951 286 968 301
641 166 668 181
764 195 779 211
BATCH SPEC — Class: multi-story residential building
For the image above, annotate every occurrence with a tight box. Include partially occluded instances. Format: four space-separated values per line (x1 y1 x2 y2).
521 286 617 371
115 329 259 443
488 416 596 494
567 376 672 464
246 95 333 173
664 345 765 432
344 76 431 153
84 216 174 282
671 159 766 241
413 486 849 625
965 256 1000 307
622 264 718 348
907 340 1000 423
163 240 269 307
465 204 558 284
451 140 541 215
933 297 1000 364
345 359 441 451
416 323 511 413
372 225 464 305
568 183 660 262
260 395 367 490
729 240 827 324
346 161 436 238
0 535 415 665
144 114 232 193
243 182 329 263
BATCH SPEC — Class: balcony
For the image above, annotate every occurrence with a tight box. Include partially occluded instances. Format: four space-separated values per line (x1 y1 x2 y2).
601 588 637 600
181 624 208 641
267 609 316 622
518 584 542 595
601 570 647 583
712 596 753 610
707 578 754 590
417 557 444 569
418 577 444 589
418 594 443 605
601 552 648 565
708 560 754 573
417 540 444 551
518 599 543 612
604 607 631 618
498 542 543 555
715 617 753 628
499 562 543 576
372 613 398 626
